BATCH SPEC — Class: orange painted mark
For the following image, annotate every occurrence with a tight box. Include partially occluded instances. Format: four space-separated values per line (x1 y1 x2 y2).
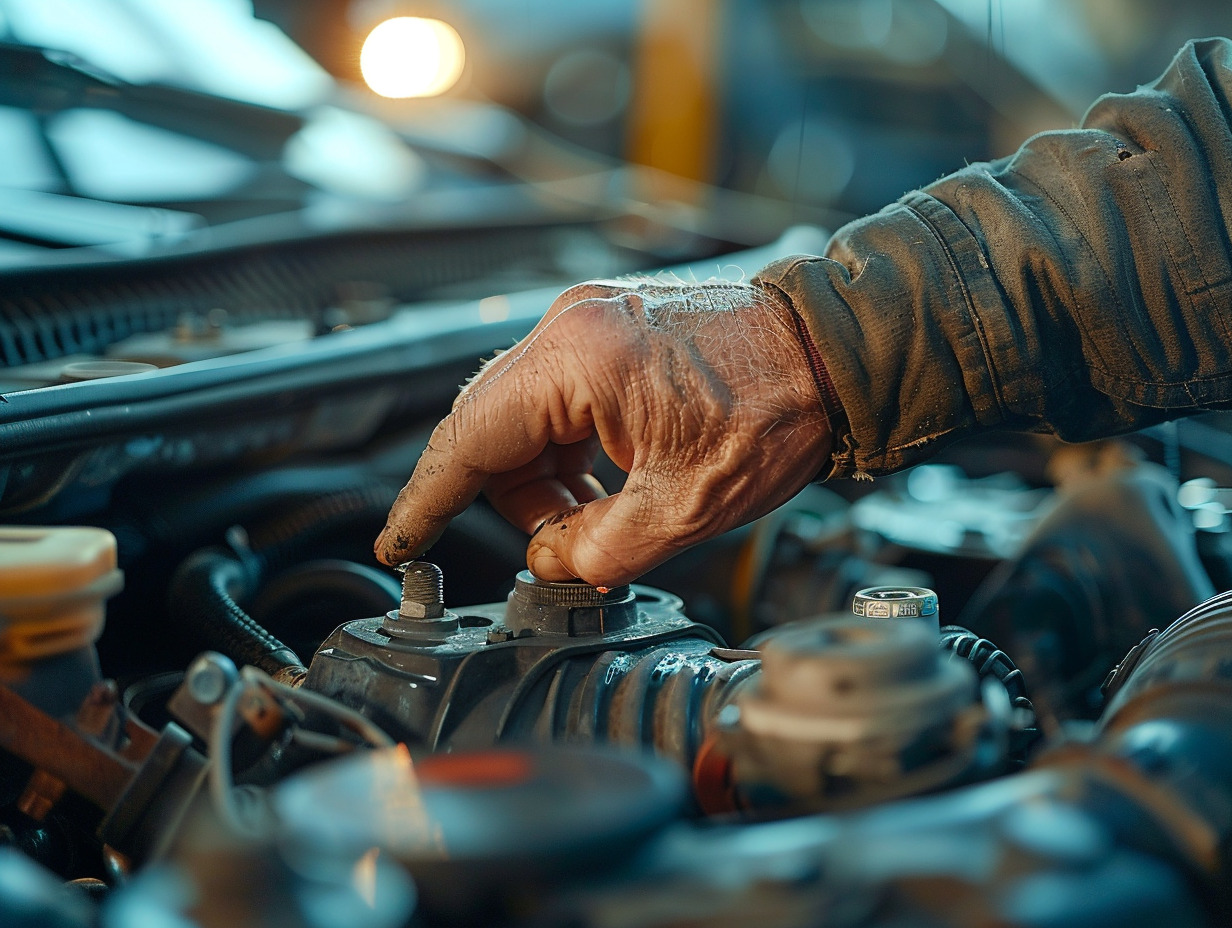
417 751 533 789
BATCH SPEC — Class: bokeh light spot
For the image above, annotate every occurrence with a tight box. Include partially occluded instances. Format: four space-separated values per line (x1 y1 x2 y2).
360 17 465 99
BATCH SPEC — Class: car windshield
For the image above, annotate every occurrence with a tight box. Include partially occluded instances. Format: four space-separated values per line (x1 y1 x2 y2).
0 0 330 108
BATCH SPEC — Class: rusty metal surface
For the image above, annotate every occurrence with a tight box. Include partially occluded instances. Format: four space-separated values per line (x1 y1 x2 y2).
0 683 134 811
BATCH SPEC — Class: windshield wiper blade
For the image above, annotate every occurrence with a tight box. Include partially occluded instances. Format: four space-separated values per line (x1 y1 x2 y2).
0 42 303 159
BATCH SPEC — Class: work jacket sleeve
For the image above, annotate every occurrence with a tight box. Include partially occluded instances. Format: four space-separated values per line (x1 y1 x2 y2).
755 37 1232 479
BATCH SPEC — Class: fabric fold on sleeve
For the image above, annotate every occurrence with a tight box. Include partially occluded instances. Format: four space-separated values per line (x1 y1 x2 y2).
757 37 1232 479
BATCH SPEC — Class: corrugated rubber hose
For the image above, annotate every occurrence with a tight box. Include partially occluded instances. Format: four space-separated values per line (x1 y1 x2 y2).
168 483 400 684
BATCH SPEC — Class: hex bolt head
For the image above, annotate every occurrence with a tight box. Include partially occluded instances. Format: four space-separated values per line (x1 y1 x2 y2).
485 626 515 645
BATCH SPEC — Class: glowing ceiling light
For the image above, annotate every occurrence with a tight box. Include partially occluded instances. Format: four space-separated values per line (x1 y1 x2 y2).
360 16 465 99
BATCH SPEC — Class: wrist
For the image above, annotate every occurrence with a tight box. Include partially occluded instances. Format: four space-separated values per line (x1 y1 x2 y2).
754 281 848 479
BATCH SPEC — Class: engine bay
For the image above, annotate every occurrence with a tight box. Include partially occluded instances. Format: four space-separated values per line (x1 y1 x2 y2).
2 231 1232 928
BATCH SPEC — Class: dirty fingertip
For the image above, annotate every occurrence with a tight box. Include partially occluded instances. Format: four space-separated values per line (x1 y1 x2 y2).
375 526 415 566
528 544 575 582
378 521 450 566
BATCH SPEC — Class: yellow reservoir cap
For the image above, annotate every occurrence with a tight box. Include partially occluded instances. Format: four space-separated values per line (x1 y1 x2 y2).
0 526 123 663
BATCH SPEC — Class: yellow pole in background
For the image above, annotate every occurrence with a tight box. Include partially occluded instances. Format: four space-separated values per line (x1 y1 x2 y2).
626 0 723 202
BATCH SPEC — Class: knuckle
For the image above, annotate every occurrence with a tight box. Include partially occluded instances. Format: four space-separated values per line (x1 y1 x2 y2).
430 411 463 450
546 280 642 330
554 295 630 334
569 540 631 587
553 280 623 309
553 301 648 368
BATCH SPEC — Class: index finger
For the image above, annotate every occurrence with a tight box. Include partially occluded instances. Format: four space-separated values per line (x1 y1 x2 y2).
374 295 604 566
375 364 543 566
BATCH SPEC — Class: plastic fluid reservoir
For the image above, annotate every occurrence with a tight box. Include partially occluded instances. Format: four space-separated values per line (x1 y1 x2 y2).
0 527 123 717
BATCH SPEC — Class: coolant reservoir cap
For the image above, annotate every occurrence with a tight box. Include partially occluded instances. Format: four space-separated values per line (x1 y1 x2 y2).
0 526 122 661
0 527 118 598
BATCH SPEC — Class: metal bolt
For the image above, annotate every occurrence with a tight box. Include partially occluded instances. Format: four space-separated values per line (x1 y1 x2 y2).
397 562 446 621
485 626 515 645
185 652 238 706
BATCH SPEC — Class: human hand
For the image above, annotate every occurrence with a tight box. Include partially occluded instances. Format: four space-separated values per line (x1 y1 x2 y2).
375 279 832 587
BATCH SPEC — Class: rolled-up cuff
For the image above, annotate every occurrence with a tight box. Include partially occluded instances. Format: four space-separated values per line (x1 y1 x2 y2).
755 195 1002 478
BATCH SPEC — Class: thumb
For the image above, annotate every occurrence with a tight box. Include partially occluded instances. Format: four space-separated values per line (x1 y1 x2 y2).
526 486 687 586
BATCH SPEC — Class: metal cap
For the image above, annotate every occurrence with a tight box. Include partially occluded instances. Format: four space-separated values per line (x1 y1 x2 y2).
513 573 631 607
852 586 939 631
505 571 636 637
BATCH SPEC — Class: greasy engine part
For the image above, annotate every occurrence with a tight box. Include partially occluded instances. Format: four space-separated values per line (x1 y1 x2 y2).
697 586 1033 814
708 616 993 813
0 527 207 868
310 571 1022 815
13 534 1228 927
1002 584 1232 919
306 566 761 768
0 679 206 866
539 586 1232 928
1091 588 1232 908
134 585 1232 928
957 460 1214 719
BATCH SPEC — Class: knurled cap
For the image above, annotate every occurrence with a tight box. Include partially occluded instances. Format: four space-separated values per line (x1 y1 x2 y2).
852 586 938 621
513 571 631 607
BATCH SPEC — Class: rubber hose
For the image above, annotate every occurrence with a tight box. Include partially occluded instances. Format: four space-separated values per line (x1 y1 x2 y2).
168 485 402 681
939 625 1034 713
248 560 401 652
169 547 304 681
107 469 398 567
245 483 398 574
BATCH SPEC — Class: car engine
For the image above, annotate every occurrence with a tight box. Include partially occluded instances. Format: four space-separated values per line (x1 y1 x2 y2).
1 218 1232 928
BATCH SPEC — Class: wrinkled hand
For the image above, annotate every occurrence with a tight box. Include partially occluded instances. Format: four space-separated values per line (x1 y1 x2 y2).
375 279 831 587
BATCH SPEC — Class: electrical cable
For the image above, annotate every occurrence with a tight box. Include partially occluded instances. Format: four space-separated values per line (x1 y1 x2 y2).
206 665 393 838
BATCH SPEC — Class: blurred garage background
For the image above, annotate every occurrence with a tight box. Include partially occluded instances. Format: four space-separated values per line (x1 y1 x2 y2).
1 0 1230 262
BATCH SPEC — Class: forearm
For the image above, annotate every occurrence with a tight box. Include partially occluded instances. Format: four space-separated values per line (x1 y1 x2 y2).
758 38 1232 479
